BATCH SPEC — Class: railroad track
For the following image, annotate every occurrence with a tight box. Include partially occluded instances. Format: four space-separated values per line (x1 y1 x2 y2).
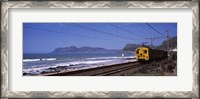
44 61 141 76
91 62 140 76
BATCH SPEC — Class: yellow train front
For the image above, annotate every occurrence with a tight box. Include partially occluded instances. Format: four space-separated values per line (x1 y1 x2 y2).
135 46 167 61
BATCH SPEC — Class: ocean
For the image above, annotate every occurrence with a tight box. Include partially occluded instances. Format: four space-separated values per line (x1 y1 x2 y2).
23 52 135 75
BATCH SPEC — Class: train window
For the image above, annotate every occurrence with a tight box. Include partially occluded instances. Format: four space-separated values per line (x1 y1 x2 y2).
136 50 139 54
144 50 147 53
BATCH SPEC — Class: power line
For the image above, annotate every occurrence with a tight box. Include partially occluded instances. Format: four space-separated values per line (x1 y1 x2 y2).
108 23 146 38
63 23 139 40
24 26 135 44
24 26 97 39
144 23 171 51
67 23 138 40
145 23 166 37
141 24 157 37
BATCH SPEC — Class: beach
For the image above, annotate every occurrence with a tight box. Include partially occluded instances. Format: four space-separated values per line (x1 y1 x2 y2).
23 52 135 76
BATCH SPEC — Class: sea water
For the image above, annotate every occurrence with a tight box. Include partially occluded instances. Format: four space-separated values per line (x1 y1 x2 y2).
23 52 135 75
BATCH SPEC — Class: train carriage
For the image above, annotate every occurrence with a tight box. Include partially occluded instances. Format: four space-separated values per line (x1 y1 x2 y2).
135 46 167 61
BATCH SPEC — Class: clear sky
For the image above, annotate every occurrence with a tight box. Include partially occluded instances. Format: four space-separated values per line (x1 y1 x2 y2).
23 23 177 53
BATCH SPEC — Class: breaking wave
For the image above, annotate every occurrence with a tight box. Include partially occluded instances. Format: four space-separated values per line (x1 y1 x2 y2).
23 58 56 62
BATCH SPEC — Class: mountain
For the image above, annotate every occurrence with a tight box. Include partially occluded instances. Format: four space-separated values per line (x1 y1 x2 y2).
122 44 141 52
156 36 177 50
51 46 119 53
122 36 177 52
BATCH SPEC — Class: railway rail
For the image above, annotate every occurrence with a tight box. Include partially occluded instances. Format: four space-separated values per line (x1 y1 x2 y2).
43 61 141 76
91 62 141 76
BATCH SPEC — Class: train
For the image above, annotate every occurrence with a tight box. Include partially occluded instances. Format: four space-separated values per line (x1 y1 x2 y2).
135 46 168 61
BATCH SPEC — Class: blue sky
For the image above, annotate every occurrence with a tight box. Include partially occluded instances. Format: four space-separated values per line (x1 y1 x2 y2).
23 23 177 53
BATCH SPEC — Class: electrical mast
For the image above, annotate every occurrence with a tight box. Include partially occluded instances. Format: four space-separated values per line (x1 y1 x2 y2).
166 30 170 51
146 37 166 48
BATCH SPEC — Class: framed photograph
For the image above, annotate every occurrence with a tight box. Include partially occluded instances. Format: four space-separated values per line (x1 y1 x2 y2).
1 1 199 98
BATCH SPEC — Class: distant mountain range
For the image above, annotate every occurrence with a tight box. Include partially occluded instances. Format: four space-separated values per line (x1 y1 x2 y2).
51 46 119 53
122 36 177 51
52 36 177 53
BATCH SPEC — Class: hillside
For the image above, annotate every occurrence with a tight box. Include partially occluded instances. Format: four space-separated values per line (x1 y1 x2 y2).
122 44 156 52
122 36 177 51
122 44 141 52
156 36 177 50
51 46 119 53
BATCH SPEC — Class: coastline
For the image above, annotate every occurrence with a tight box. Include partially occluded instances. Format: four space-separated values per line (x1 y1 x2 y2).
23 52 177 76
31 58 176 76
40 61 137 76
23 56 136 76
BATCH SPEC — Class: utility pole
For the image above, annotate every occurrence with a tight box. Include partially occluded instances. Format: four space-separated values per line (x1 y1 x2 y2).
142 42 148 46
166 30 170 51
146 37 166 47
166 30 170 60
146 38 156 46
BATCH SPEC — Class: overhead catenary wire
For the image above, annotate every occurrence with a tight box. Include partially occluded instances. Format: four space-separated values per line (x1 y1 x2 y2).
108 23 146 38
145 23 166 37
24 26 97 39
65 23 138 40
145 23 171 50
63 23 140 40
141 23 158 37
24 26 135 44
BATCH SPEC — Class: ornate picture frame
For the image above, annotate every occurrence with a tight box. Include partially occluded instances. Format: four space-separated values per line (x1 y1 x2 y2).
1 1 199 98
